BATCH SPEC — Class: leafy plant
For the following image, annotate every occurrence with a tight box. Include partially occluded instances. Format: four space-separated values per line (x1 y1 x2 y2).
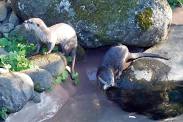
0 37 35 71
0 107 8 120
168 0 183 8
0 52 34 71
72 72 80 85
54 70 69 84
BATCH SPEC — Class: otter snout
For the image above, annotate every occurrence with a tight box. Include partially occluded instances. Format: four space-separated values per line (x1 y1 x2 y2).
97 67 115 90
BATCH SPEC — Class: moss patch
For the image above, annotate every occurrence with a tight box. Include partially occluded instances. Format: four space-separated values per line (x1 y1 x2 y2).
71 0 138 40
136 7 153 31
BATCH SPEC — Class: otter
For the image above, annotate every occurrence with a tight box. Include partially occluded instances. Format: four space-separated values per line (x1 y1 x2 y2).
23 18 77 76
96 44 169 90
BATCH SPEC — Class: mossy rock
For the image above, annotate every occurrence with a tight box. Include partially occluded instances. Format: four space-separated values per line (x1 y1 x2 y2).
10 0 172 48
30 53 67 77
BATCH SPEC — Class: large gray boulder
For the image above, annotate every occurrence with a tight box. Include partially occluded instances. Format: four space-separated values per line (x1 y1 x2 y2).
21 68 53 92
121 25 183 83
0 72 39 113
10 0 172 48
107 25 183 120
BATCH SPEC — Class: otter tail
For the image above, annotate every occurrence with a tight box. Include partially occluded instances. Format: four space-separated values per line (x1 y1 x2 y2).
129 53 169 61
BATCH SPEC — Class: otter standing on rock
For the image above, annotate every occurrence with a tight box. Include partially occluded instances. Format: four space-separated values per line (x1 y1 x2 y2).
23 18 78 76
97 44 169 90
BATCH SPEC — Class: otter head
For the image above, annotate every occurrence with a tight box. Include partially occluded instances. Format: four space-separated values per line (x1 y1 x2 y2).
23 18 47 32
96 66 115 90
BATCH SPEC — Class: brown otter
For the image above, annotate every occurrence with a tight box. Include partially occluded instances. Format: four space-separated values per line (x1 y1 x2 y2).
23 18 78 76
96 44 169 90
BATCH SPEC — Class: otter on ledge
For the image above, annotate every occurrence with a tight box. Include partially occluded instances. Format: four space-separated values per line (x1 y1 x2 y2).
23 18 78 76
96 44 169 90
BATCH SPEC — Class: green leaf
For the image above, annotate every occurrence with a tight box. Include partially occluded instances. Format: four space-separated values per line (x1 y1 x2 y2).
53 70 69 85
72 72 80 85
0 37 36 71
0 107 8 120
0 38 11 47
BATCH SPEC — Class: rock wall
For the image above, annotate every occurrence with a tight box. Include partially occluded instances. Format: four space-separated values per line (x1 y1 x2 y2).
9 0 172 48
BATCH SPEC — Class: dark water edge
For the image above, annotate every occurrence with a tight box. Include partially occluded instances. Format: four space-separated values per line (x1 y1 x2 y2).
106 85 183 120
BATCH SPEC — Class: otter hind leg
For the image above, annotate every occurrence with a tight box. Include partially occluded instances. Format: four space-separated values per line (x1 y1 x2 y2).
60 42 77 80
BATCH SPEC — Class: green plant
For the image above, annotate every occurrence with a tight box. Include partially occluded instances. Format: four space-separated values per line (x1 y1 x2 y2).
0 37 35 55
72 72 80 85
0 107 8 120
168 0 183 8
54 70 69 84
0 37 35 71
0 52 34 71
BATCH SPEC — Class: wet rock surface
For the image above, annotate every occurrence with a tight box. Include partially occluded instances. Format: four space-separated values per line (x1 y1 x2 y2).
10 0 172 48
